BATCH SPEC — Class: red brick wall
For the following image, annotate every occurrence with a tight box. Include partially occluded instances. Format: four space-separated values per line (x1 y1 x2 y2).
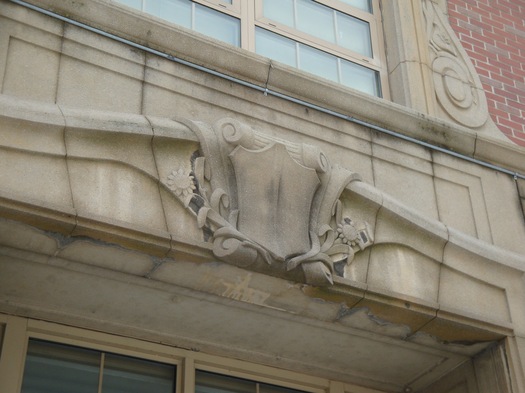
447 0 525 147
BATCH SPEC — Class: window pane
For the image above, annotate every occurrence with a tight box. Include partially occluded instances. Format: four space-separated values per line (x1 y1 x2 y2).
144 0 191 29
21 340 100 393
341 60 380 96
196 370 255 393
256 28 297 67
103 353 175 393
263 0 294 26
296 0 336 44
195 3 240 46
339 0 372 13
337 13 372 57
299 44 338 83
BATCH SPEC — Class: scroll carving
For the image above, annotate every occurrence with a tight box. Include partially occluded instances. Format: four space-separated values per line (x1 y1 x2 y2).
165 118 373 286
423 0 488 128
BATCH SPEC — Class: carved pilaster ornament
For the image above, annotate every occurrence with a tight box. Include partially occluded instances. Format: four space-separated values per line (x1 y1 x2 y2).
165 118 373 286
423 0 488 128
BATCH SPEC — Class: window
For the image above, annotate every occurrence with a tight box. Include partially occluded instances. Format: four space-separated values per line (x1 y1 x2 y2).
196 370 309 393
114 0 386 98
21 340 176 393
116 0 240 46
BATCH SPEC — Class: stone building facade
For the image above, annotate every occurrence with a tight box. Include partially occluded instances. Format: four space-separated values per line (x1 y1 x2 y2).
0 0 524 392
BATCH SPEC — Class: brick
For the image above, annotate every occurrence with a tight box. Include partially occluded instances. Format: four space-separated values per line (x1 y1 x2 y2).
496 102 522 117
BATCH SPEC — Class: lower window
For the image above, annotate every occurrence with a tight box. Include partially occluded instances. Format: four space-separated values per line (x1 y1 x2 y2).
21 339 176 393
196 370 308 393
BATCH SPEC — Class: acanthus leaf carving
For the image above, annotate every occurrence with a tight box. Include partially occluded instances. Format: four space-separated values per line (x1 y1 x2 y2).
164 118 373 286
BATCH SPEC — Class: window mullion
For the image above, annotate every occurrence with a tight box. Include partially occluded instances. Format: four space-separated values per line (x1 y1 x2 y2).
295 41 301 69
98 352 105 393
191 2 196 30
333 9 339 47
293 0 298 29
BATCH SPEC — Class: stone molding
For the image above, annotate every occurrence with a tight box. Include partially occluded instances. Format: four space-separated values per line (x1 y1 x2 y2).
10 0 525 174
1 94 524 336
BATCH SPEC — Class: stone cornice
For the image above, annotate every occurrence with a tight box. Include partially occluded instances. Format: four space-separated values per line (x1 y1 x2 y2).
1 94 524 339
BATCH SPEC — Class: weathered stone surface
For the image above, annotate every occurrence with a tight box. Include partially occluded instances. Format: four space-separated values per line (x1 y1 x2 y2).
1 0 525 390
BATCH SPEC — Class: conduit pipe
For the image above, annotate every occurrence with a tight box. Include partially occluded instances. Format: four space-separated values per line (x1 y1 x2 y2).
8 0 525 181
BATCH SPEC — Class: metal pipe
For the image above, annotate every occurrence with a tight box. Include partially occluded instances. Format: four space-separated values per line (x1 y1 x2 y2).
8 0 525 181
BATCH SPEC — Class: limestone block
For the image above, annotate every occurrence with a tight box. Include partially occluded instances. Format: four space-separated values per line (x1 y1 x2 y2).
387 61 431 113
422 310 508 344
0 95 65 155
475 133 525 175
62 106 157 177
371 141 439 219
470 168 525 255
56 238 157 276
433 155 493 242
0 3 63 101
142 54 270 124
343 250 370 283
57 24 144 113
352 289 438 339
439 265 511 325
2 36 61 103
0 149 73 208
434 177 477 237
367 244 441 303
373 193 448 263
432 151 524 251
0 217 58 256
67 159 167 232
443 228 525 331
72 212 172 258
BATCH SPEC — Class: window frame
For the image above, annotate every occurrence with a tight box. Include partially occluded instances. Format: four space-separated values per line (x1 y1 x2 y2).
113 0 389 99
0 316 335 393
252 0 388 98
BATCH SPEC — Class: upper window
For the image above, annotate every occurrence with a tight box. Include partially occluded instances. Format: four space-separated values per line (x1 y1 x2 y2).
114 0 386 98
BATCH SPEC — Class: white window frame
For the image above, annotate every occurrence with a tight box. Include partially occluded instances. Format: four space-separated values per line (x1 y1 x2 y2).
113 0 389 98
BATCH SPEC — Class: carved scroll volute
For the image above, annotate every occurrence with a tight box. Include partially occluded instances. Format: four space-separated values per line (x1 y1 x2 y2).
423 0 488 128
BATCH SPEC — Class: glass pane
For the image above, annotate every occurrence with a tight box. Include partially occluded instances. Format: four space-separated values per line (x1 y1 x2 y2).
339 0 372 13
21 340 100 393
195 3 240 46
144 0 191 29
103 353 175 393
337 13 372 57
263 0 294 26
340 60 380 96
298 44 338 83
255 28 297 67
296 0 336 44
196 370 255 393
116 0 143 10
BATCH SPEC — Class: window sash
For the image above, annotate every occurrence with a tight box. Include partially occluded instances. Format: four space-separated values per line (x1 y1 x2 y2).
20 340 176 393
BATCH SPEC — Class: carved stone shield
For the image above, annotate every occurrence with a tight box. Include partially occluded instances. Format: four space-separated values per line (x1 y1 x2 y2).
229 143 320 260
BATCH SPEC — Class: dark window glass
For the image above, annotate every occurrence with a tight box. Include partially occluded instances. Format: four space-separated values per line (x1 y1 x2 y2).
21 340 176 393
